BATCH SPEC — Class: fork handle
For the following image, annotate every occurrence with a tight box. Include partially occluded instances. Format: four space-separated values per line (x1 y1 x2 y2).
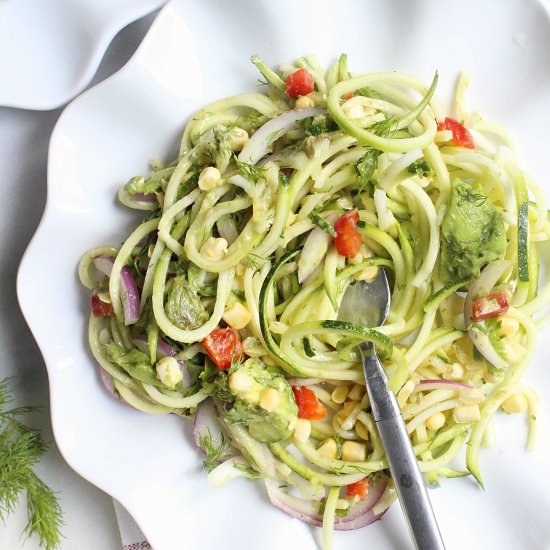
361 348 445 550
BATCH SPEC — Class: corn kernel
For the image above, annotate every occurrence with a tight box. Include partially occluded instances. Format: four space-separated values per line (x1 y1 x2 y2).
156 356 183 388
222 302 251 330
503 340 526 364
293 419 312 443
342 441 367 462
353 265 379 282
501 393 528 414
336 400 357 425
228 370 254 395
498 317 520 338
355 420 370 441
459 388 484 405
425 412 446 431
295 95 315 110
200 237 228 261
317 438 338 459
229 127 249 151
331 385 350 404
198 166 221 191
259 388 281 412
453 404 481 423
443 363 464 381
348 384 365 402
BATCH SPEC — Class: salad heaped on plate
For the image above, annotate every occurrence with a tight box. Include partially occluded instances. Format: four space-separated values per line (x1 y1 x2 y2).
79 54 547 546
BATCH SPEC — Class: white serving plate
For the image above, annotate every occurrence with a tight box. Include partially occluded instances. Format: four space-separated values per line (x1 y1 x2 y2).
18 0 550 548
0 0 165 110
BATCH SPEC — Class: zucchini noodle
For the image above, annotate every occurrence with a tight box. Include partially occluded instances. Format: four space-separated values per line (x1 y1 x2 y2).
78 54 548 547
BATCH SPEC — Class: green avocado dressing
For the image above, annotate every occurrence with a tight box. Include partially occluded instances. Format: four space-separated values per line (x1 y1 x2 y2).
440 178 507 282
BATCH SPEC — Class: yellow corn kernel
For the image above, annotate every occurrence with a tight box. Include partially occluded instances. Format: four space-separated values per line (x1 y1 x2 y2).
443 362 464 381
200 237 228 261
503 340 527 364
498 317 520 338
459 388 484 405
353 265 379 282
295 95 315 110
501 393 528 414
259 388 281 412
317 438 338 459
355 420 370 441
453 404 481 423
222 302 251 330
229 127 249 152
198 166 221 191
331 385 350 404
228 370 254 395
425 412 446 431
342 441 367 462
293 419 312 443
348 384 365 402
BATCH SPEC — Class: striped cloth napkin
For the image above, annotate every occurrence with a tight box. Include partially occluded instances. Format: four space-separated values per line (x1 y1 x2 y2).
114 500 151 550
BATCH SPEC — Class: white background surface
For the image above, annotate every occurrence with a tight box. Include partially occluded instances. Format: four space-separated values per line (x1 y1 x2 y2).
0 13 157 550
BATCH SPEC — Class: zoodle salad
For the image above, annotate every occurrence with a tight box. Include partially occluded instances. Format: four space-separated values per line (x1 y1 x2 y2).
79 54 547 547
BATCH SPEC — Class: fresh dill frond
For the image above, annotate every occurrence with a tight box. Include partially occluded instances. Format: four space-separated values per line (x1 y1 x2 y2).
234 462 260 480
308 211 337 237
246 252 267 270
0 378 63 550
235 157 266 184
199 429 231 472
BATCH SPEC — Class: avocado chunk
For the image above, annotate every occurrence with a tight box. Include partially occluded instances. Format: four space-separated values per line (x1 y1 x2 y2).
440 178 506 282
225 358 298 443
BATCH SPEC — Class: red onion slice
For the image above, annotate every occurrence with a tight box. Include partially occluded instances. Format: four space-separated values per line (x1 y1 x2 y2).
464 260 512 370
177 360 192 390
266 474 388 530
132 335 176 358
133 192 157 202
119 266 140 325
239 108 325 165
93 255 115 277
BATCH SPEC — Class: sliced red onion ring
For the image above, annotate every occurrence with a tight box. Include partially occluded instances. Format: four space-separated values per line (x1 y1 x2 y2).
132 335 176 358
239 108 325 165
464 260 512 370
120 266 140 325
193 399 230 459
93 255 115 277
133 192 157 202
266 474 388 530
177 360 192 390
414 380 472 392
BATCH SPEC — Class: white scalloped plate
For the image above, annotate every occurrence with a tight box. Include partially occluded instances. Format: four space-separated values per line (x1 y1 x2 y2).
0 0 165 110
18 0 550 548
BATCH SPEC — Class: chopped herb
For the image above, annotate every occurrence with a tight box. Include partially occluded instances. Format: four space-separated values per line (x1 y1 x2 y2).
369 114 398 137
198 430 231 472
355 148 380 195
407 159 432 178
235 157 266 184
354 87 383 100
298 115 338 136
308 211 337 237
247 111 263 132
234 463 261 480
246 252 267 270
278 171 289 188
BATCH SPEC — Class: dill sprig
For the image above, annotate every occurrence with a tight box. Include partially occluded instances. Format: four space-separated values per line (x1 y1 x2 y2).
0 378 63 550
235 157 266 184
198 429 231 472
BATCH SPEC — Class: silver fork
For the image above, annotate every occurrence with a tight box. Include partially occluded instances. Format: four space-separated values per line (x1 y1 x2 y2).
337 270 445 550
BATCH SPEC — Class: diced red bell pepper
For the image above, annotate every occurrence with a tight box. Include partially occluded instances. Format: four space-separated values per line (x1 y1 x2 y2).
291 386 327 420
437 117 475 149
472 291 509 322
91 293 114 317
285 68 315 98
202 327 244 370
333 209 362 259
343 92 354 101
346 478 369 500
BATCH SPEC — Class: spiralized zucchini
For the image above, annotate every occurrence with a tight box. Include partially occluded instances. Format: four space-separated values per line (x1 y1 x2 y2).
79 53 549 545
